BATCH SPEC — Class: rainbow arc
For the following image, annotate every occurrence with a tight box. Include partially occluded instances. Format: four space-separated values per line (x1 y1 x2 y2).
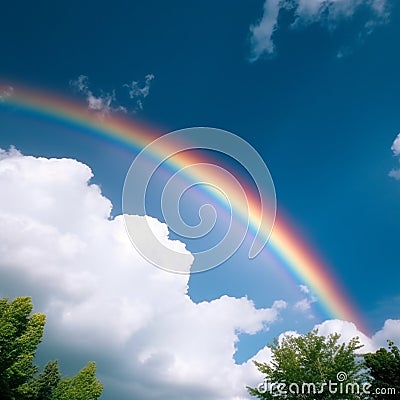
0 83 366 332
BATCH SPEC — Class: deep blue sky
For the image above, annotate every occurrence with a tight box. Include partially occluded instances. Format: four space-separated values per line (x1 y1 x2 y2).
1 0 400 359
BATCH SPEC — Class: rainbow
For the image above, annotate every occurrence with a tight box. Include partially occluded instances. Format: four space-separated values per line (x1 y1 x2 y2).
0 83 366 332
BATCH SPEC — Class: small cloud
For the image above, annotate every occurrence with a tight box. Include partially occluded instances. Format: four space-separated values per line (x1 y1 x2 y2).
391 133 400 156
70 75 124 116
87 89 127 115
389 133 400 180
123 73 155 111
70 73 155 115
299 284 309 294
294 284 317 317
389 169 400 180
0 85 14 102
249 0 391 61
249 0 281 61
70 75 88 93
294 298 312 312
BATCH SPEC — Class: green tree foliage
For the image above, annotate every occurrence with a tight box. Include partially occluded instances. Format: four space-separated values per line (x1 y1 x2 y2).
0 297 103 400
0 296 46 400
21 360 61 400
247 330 365 399
52 362 103 400
364 341 400 399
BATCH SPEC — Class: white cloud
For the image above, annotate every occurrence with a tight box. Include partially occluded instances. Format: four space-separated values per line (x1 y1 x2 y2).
294 284 317 317
389 169 400 180
299 284 310 294
0 145 20 159
0 148 286 400
294 0 388 25
249 0 390 61
313 319 376 353
372 319 400 347
124 73 155 111
389 133 400 180
1 148 398 399
249 0 281 61
314 319 400 353
390 133 400 156
70 74 154 115
70 75 126 116
294 298 312 312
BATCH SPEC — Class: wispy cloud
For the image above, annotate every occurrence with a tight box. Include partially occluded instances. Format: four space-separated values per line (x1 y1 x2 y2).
249 0 281 60
294 284 317 318
389 133 400 179
70 74 155 116
124 73 155 111
391 133 400 156
249 0 390 61
299 284 310 294
70 75 126 116
294 298 313 312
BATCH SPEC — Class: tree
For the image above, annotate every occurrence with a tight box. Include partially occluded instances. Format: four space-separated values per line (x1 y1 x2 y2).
0 297 103 400
20 360 61 400
0 296 45 400
52 362 103 400
247 330 366 399
364 341 400 399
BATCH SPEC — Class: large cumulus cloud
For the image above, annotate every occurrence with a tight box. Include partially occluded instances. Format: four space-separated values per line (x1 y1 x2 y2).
0 148 285 399
0 148 398 399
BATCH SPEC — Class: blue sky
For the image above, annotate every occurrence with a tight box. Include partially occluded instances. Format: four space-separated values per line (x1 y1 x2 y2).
1 1 400 399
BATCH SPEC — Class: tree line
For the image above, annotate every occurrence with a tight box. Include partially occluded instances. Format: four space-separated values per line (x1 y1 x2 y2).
1 296 398 400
